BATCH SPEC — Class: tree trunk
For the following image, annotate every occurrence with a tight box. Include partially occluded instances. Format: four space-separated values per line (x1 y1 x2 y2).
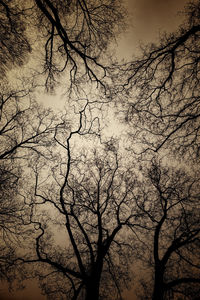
85 276 101 300
152 267 165 300
85 265 102 300
85 284 100 300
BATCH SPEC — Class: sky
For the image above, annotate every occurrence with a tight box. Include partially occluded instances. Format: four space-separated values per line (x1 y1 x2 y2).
0 0 189 299
117 0 188 58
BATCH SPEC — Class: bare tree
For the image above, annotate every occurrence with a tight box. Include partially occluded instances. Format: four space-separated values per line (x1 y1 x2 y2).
0 82 61 289
13 107 138 300
34 0 125 90
0 0 125 89
0 0 31 78
0 159 34 291
111 3 200 296
0 82 58 161
0 162 21 279
118 0 200 160
135 159 200 300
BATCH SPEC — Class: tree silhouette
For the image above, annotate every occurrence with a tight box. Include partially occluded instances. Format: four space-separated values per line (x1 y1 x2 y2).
135 160 200 300
0 83 58 160
0 162 22 280
33 0 125 90
1 1 200 299
0 82 60 288
14 107 138 300
0 0 31 78
0 0 125 89
120 0 200 160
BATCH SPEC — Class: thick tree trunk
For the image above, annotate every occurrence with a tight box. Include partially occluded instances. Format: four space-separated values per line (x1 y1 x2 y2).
84 254 104 300
152 285 164 300
152 267 165 300
85 266 102 300
85 277 101 300
85 284 100 300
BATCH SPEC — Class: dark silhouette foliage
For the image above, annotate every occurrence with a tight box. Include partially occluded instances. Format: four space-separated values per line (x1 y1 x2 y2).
120 0 200 160
135 160 200 300
0 0 31 78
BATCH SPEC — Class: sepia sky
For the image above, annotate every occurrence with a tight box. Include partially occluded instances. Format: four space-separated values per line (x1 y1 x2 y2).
0 0 189 299
117 0 188 59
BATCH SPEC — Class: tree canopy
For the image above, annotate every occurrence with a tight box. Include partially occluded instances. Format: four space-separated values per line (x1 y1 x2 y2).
0 1 200 300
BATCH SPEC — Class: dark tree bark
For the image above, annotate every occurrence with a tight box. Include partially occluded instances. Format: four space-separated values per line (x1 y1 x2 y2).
13 105 136 299
118 0 200 160
135 159 200 300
